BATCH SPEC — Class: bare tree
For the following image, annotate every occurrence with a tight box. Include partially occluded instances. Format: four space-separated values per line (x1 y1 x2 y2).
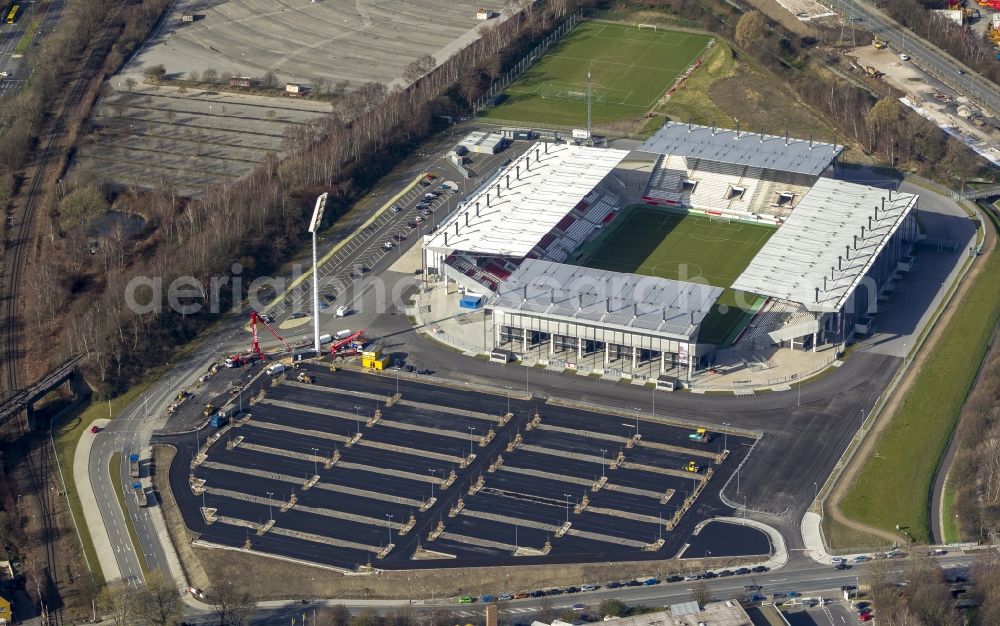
202 68 219 84
98 580 137 626
691 580 711 606
261 71 280 89
135 569 183 626
207 583 255 626
124 77 137 93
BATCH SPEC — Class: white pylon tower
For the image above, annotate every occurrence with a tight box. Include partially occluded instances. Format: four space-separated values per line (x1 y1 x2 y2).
840 0 857 46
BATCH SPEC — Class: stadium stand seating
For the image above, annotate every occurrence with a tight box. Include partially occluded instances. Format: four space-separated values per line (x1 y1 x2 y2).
738 298 815 346
554 214 576 233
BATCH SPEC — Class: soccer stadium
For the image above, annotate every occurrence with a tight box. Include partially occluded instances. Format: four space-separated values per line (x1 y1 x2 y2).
421 122 919 386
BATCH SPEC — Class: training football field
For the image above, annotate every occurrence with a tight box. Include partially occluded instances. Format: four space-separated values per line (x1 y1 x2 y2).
486 22 712 126
576 207 775 345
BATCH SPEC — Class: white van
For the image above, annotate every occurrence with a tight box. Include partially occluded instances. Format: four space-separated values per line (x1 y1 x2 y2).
334 329 352 340
318 333 333 345
335 305 349 317
266 363 285 375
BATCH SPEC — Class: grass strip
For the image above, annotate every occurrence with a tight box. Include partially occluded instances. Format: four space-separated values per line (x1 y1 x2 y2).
839 209 1000 542
109 452 150 577
14 19 40 55
52 383 154 581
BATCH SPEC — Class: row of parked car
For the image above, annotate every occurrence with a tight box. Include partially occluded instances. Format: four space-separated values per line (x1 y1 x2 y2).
459 567 772 603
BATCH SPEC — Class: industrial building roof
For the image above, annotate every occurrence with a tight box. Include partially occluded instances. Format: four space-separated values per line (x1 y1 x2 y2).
487 259 723 340
424 143 630 258
639 122 843 176
731 178 918 313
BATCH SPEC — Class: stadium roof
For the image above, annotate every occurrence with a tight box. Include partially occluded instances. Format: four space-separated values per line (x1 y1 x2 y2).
424 143 630 258
487 259 723 340
731 178 918 313
639 122 843 176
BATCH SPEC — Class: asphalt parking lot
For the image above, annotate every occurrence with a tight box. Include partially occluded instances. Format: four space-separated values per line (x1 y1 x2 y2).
169 367 759 571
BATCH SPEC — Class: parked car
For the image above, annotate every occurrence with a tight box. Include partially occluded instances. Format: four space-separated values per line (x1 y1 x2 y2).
859 613 873 623
625 580 642 587
703 572 718 579
514 592 530 599
841 585 857 592
749 594 767 602
643 578 659 586
744 585 763 592
90 425 100 433
565 587 580 594
735 568 751 575
529 590 544 598
481 595 495 603
383 241 394 250
771 592 787 599
854 555 870 562
666 575 683 583
547 589 563 596
571 604 586 611
498 593 512 602
751 566 769 573
683 574 701 581
392 233 406 242
580 584 598 592
392 204 403 213
458 596 474 604
718 570 734 577
832 557 847 564
787 592 801 598
607 582 622 589
835 563 852 570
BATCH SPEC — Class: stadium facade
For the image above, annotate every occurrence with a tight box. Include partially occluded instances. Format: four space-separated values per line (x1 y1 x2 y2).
421 122 919 381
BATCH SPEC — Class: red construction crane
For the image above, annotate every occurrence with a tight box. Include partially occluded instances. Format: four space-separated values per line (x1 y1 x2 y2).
225 311 292 367
330 329 366 356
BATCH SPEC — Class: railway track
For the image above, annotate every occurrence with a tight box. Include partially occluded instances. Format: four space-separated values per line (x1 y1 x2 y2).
1 6 128 623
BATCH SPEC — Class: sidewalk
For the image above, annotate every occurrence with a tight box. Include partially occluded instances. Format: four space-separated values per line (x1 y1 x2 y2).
73 418 122 582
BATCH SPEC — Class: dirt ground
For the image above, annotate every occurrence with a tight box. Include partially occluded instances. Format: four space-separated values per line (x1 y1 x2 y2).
156 446 744 600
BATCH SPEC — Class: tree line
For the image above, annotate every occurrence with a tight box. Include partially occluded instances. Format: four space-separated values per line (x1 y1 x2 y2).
34 0 592 395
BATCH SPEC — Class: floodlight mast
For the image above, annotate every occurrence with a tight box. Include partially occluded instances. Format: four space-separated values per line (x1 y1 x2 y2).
309 193 328 355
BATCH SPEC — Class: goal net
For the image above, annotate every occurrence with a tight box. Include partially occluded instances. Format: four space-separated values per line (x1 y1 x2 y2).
636 23 657 31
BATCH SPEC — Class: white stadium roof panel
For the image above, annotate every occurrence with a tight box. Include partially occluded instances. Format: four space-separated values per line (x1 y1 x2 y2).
488 259 723 340
731 178 917 313
424 143 630 258
639 121 843 176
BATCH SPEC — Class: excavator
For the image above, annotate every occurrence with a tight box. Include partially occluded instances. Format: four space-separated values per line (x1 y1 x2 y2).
225 311 292 367
872 35 888 49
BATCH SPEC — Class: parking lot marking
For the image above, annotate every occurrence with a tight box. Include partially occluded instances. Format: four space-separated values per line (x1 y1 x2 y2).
603 482 672 500
534 422 629 445
519 444 608 466
239 441 323 463
438 531 522 553
499 464 596 488
638 439 719 459
251 420 350 445
262 399 377 423
375 418 481 441
459 508 561 533
621 460 706 480
355 438 467 464
337 460 441 484
564 528 651 548
398 399 502 423
585 505 667 525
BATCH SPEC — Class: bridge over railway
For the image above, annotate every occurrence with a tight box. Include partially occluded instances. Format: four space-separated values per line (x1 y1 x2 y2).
0 354 89 428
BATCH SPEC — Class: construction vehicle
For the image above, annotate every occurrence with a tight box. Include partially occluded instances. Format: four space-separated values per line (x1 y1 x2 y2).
989 23 1000 45
296 372 314 384
688 428 711 444
330 329 366 357
202 403 215 417
864 65 882 78
129 453 140 478
873 36 887 49
210 413 228 428
225 311 292 367
684 461 701 473
132 482 147 507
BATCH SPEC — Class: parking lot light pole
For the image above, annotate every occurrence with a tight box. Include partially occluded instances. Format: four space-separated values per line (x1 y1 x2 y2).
429 469 437 500
355 406 361 434
266 491 274 522
600 449 606 480
633 407 641 437
564 494 571 524
386 514 394 546
468 427 476 457
308 193 328 355
722 422 730 453
312 448 319 477
505 386 511 415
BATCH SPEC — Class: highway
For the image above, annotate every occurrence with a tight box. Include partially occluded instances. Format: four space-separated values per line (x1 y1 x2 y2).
829 0 1000 117
0 0 64 98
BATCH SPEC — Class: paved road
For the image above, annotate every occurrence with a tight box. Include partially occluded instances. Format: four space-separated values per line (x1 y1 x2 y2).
0 0 64 98
82 124 970 619
829 0 1000 117
230 552 978 625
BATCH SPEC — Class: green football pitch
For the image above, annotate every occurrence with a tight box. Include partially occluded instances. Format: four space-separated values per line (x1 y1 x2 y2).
575 207 776 345
485 22 712 126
